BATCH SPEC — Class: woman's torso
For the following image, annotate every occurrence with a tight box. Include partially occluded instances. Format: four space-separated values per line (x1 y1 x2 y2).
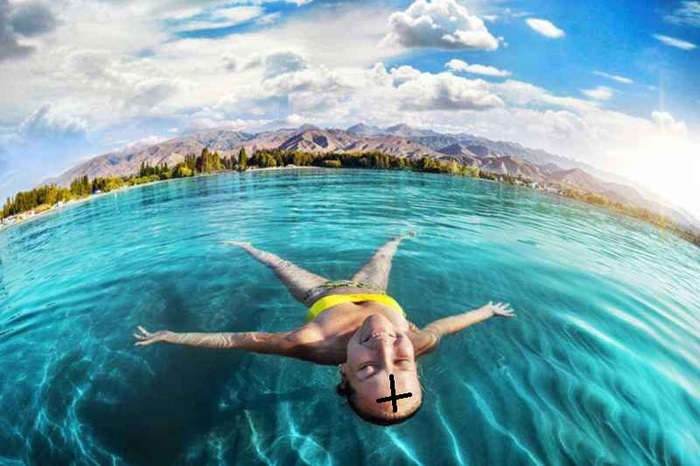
299 286 420 362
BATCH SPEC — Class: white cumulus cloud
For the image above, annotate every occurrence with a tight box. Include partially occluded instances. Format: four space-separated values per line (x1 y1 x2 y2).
493 80 594 112
525 18 565 38
263 51 308 79
581 86 613 101
445 59 511 77
394 71 504 110
653 34 697 50
18 104 89 139
651 110 688 137
262 65 349 96
382 0 499 50
364 63 504 112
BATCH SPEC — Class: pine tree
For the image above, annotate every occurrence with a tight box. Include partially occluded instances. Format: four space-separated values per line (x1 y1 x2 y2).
238 147 248 171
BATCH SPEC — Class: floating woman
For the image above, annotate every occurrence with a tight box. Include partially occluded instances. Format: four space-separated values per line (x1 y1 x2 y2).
134 232 515 426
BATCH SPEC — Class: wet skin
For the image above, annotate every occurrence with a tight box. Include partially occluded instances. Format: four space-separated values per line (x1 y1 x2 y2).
134 298 515 416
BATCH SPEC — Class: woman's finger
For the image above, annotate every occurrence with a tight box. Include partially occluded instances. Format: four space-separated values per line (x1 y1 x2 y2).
137 326 151 336
133 333 146 340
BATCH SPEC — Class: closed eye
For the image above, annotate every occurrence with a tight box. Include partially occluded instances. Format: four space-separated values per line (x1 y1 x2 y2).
358 364 377 376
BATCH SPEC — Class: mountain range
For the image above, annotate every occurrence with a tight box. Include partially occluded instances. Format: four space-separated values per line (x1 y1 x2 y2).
43 123 699 230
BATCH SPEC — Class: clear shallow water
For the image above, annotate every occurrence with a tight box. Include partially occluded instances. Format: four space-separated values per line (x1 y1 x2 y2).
0 168 698 465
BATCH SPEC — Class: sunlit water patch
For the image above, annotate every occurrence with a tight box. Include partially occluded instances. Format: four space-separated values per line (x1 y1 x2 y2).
0 169 698 465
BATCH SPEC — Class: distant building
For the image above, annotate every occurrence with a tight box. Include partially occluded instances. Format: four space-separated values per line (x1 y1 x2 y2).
93 190 102 194
529 182 540 189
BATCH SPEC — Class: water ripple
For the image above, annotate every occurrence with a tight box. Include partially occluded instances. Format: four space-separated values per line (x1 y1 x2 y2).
0 169 698 465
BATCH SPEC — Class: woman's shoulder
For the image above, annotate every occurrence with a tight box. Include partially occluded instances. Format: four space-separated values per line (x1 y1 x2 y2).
406 321 439 357
285 322 348 365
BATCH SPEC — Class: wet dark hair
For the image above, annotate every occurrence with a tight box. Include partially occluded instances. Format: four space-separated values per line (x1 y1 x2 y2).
336 378 423 426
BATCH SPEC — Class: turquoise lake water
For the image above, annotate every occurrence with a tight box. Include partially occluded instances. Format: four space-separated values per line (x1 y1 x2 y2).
0 168 698 465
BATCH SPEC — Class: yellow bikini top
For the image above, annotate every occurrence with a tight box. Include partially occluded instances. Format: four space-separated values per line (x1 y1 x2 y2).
306 293 406 321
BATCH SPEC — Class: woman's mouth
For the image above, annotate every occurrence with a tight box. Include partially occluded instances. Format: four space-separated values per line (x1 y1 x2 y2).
362 331 396 344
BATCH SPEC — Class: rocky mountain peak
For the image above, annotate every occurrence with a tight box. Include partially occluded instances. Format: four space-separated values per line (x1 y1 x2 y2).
296 123 320 131
346 123 383 136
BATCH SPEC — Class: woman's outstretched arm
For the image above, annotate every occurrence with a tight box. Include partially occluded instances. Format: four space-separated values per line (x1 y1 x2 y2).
134 325 300 354
133 324 337 363
413 302 516 356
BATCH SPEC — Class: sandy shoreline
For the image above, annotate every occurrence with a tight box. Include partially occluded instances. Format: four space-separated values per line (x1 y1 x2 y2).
0 166 323 233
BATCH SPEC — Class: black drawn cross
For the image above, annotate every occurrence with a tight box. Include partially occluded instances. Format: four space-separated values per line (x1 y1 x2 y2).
376 374 413 412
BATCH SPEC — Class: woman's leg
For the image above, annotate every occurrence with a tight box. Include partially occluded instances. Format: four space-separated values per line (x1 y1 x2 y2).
350 232 414 290
224 242 329 304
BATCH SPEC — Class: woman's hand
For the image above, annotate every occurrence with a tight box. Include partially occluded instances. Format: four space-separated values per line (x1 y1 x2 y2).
480 301 516 318
133 326 175 346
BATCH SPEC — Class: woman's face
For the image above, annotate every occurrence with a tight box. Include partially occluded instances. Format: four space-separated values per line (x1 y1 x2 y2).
342 314 422 417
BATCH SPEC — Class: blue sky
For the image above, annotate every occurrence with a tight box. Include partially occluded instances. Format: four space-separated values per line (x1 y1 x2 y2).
388 0 699 123
0 0 698 215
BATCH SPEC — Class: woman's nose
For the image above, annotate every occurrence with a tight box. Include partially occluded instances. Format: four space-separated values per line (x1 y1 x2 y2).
373 337 397 357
